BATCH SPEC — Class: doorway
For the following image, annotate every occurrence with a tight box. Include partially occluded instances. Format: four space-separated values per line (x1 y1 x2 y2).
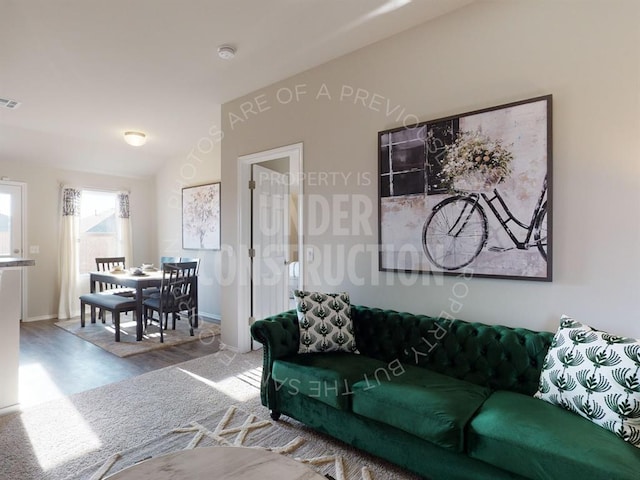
237 143 303 351
0 181 27 320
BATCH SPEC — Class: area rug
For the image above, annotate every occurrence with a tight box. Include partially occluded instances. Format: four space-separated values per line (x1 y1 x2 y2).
0 350 267 480
54 317 221 357
65 405 420 480
0 349 418 480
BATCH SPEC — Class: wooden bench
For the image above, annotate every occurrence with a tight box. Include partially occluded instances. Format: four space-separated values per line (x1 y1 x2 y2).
79 293 138 342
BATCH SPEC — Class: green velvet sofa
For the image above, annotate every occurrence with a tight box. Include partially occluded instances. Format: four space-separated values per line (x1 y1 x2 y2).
250 306 640 479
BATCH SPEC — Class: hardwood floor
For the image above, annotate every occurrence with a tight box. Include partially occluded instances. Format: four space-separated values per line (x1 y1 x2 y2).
19 318 221 407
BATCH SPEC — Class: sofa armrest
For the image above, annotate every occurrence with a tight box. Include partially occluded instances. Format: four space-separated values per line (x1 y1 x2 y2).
251 311 300 357
250 310 299 412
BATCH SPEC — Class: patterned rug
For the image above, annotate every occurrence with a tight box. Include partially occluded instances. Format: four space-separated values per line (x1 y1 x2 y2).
66 405 420 480
54 317 220 357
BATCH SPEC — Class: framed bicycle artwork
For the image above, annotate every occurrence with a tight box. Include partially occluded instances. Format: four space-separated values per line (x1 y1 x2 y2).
378 95 552 281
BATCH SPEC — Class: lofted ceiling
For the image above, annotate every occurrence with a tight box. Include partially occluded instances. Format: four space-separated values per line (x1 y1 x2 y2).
0 0 474 178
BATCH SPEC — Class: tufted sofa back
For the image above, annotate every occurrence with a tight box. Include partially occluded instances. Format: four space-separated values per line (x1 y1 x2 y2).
351 306 554 396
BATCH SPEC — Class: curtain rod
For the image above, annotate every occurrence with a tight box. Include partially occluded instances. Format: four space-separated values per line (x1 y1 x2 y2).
59 183 130 194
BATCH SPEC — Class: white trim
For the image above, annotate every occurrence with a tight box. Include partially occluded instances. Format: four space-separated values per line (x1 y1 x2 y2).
0 403 21 417
198 312 221 322
24 311 219 324
237 143 304 353
24 314 58 322
220 344 242 354
0 181 28 321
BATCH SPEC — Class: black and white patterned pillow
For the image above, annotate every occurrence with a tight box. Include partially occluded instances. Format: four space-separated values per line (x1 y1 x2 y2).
294 290 357 354
534 315 640 447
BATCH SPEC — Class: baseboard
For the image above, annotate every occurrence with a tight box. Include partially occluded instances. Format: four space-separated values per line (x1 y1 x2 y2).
222 344 242 353
0 403 21 417
23 314 58 322
25 313 219 323
199 311 221 322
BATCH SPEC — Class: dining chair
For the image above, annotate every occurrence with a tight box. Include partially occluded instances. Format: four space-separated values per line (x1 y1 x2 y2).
179 257 200 273
95 257 136 297
178 257 200 322
160 256 179 266
142 261 198 343
94 256 136 322
142 256 180 299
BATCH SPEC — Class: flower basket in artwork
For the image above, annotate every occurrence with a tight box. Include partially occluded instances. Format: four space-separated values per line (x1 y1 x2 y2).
452 170 503 193
441 131 514 193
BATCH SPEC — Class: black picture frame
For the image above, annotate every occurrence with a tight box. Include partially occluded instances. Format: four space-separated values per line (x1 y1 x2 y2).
378 95 552 281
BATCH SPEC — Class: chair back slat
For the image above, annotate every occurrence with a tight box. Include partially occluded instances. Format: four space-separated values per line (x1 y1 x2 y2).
179 257 200 274
159 262 198 315
95 256 127 292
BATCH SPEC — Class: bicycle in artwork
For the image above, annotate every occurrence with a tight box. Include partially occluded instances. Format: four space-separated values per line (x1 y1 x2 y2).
422 176 548 271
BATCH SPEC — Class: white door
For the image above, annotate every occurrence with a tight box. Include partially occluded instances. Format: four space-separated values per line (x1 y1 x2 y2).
252 164 289 322
0 183 23 258
0 182 25 320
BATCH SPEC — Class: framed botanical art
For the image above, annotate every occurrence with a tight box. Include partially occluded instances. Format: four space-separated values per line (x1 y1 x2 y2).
182 182 221 250
378 95 552 281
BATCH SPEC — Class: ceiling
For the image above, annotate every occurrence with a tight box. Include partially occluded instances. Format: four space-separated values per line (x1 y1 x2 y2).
0 0 474 178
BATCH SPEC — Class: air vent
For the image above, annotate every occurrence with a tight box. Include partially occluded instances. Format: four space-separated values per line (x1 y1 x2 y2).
0 98 21 110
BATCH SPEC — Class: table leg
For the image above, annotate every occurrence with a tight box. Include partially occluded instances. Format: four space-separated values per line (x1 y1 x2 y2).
136 285 144 341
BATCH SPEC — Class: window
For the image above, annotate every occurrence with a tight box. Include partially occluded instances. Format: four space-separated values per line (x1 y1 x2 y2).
379 119 459 197
79 190 119 274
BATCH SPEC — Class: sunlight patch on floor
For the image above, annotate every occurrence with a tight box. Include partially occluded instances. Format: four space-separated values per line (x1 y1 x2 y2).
178 367 261 402
20 390 102 471
19 363 66 407
107 320 162 340
104 323 138 339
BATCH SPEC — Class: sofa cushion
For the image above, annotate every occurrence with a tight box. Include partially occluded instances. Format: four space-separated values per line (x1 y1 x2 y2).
272 353 388 410
468 390 640 480
351 306 554 395
294 291 357 353
351 363 491 452
534 315 640 447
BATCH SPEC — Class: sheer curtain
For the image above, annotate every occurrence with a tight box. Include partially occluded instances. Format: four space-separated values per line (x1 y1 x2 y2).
57 187 81 319
117 191 133 265
57 188 133 320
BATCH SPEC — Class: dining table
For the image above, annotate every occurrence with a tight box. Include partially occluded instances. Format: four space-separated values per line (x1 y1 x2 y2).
88 269 199 341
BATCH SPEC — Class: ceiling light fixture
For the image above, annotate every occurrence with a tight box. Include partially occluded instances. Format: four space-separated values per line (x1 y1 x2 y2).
217 45 236 60
124 131 147 146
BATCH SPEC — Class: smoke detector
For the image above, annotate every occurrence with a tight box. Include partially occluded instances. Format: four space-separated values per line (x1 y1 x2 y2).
217 45 236 60
0 97 20 110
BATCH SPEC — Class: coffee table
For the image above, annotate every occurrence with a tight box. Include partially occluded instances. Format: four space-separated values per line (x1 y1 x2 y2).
104 446 327 479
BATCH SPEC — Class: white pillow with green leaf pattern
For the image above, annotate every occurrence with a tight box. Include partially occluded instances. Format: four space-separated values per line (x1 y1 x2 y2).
535 315 640 448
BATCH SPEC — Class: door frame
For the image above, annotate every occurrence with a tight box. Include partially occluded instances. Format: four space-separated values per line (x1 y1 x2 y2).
0 180 28 321
237 143 303 352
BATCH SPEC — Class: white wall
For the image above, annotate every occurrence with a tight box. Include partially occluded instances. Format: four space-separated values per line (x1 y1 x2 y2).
154 104 223 319
0 160 155 320
0 111 223 322
221 0 640 350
